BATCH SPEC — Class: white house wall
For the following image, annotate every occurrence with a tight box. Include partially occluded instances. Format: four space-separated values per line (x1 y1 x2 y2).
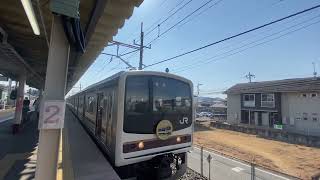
227 94 241 124
281 92 320 136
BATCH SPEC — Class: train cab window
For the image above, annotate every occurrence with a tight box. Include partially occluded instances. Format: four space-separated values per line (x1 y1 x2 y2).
125 76 149 114
153 77 192 113
124 76 150 133
124 75 192 134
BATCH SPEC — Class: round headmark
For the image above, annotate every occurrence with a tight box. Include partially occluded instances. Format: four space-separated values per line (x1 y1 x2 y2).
156 120 173 140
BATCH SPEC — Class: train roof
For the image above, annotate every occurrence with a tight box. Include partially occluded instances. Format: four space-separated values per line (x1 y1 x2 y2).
71 70 193 96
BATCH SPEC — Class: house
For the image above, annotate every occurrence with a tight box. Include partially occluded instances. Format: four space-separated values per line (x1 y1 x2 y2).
225 77 320 136
195 96 227 120
210 103 227 120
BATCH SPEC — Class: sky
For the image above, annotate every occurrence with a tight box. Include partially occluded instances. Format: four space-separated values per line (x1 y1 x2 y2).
69 0 320 98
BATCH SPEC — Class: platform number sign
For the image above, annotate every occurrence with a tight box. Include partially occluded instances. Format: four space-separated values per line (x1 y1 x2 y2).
40 100 66 129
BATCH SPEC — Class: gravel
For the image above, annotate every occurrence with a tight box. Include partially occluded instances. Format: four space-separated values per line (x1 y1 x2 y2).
178 168 208 180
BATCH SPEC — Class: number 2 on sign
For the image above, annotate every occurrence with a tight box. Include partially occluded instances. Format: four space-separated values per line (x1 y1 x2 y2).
44 105 60 124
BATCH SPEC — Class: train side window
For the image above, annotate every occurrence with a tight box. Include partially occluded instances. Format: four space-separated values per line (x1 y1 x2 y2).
78 96 82 112
86 95 97 123
87 96 95 113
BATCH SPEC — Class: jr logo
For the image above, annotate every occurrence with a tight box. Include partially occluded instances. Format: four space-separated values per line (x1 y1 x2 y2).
179 117 189 124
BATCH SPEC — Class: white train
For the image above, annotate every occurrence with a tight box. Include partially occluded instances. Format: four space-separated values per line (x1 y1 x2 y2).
67 71 194 179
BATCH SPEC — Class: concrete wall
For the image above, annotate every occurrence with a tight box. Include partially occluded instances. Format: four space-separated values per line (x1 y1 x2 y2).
281 92 320 136
226 94 241 124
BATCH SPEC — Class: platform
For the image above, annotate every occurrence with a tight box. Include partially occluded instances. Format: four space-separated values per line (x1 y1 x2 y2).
0 114 38 180
63 108 120 180
0 108 120 180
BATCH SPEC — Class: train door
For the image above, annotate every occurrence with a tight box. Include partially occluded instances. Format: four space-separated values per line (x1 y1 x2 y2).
76 96 79 115
106 91 114 147
95 93 104 137
81 95 84 119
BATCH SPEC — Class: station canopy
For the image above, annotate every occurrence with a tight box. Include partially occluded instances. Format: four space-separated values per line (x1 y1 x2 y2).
0 0 143 91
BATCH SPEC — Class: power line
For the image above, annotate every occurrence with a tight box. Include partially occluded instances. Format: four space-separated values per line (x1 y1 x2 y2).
119 0 192 57
121 0 173 44
173 9 310 72
144 4 320 68
146 0 223 46
120 0 220 61
270 0 285 7
158 0 170 8
173 13 320 72
176 20 320 73
144 0 194 37
178 0 285 29
177 0 225 29
175 17 320 73
172 0 292 65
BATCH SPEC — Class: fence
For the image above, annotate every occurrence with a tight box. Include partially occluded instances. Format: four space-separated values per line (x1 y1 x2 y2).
311 172 320 180
210 121 320 147
192 146 301 180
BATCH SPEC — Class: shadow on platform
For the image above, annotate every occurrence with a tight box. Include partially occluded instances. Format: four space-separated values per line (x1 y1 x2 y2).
0 117 39 180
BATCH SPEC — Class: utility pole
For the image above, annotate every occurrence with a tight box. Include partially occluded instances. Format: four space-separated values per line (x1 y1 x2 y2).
197 83 203 96
312 62 317 77
139 22 144 70
245 72 255 83
103 22 151 70
79 83 82 91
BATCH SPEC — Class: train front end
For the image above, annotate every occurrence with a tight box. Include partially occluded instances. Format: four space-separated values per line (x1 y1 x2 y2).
117 71 193 179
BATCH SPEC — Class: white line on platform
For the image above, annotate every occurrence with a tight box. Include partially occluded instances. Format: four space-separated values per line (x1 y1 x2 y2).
0 116 14 123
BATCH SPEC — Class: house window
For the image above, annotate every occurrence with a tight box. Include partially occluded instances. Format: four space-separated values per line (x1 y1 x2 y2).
295 112 301 121
302 113 308 121
312 113 318 121
301 93 307 98
243 94 255 107
310 93 318 98
261 93 275 108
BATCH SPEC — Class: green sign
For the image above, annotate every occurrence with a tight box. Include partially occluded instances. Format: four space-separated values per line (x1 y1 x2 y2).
274 124 283 130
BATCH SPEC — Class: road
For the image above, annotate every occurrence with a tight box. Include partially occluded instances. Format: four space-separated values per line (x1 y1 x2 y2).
187 147 296 180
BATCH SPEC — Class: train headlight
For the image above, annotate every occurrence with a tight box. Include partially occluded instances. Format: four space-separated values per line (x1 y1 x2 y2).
138 141 144 149
176 136 181 143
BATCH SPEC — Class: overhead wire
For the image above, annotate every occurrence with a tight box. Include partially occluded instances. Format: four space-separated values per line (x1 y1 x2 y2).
120 0 173 44
178 0 284 29
119 0 192 55
177 0 225 29
144 4 320 68
173 12 320 72
175 16 320 73
119 0 223 64
146 0 224 46
140 0 287 69
145 0 188 31
144 0 194 37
